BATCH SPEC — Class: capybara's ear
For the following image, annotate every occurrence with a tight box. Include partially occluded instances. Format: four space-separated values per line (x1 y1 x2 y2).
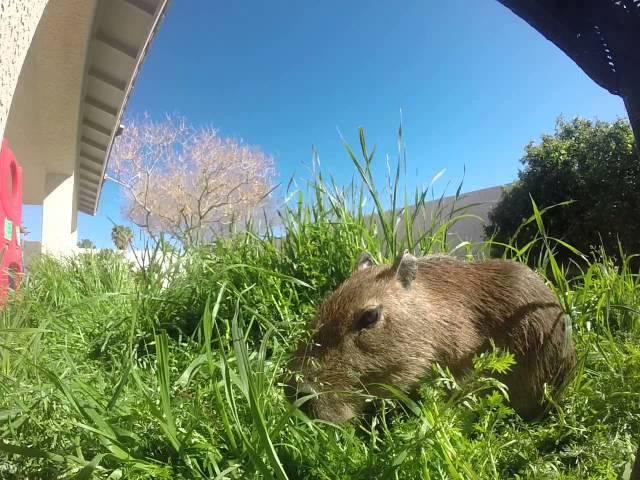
392 250 418 288
356 252 375 271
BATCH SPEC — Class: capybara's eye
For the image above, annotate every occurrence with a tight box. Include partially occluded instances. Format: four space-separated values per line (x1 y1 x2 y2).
356 306 381 330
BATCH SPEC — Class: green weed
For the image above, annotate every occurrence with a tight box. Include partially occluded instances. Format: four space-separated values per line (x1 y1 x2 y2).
1 127 638 479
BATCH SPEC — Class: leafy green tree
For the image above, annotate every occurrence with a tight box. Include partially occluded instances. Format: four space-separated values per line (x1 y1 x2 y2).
77 239 96 249
486 117 640 263
111 225 133 250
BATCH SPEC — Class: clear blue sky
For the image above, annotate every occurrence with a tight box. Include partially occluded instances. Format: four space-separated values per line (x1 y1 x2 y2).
24 0 628 247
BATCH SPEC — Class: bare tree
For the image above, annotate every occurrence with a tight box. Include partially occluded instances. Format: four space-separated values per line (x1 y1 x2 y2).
107 115 276 245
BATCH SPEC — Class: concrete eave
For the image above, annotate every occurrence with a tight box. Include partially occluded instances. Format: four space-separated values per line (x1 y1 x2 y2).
77 0 170 215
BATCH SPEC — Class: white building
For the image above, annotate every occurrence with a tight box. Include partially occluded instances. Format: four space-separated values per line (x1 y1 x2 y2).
0 0 170 256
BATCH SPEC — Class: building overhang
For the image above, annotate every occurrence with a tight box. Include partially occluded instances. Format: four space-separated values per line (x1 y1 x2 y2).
496 0 640 147
76 0 170 215
4 0 170 215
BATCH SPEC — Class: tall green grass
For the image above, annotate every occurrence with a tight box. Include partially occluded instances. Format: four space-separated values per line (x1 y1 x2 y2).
1 127 639 479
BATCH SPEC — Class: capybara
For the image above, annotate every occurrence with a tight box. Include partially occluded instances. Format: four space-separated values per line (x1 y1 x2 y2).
631 444 640 480
284 251 577 423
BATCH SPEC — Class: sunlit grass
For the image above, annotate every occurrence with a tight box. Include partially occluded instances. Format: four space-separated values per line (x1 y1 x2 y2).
1 126 639 479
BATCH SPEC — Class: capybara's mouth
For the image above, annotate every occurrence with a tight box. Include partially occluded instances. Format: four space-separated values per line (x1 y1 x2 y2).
284 377 359 424
305 397 357 424
284 380 317 412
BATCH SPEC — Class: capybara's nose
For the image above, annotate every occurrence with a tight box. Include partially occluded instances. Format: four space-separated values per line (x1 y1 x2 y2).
288 382 317 415
294 382 316 400
296 384 316 415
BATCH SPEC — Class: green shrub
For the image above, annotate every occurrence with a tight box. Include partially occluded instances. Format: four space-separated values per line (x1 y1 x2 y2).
486 117 640 267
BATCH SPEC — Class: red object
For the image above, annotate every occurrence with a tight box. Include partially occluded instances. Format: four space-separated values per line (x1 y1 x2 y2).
0 138 23 300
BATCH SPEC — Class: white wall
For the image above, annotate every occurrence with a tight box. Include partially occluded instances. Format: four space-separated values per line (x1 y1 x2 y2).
0 0 49 140
25 243 177 271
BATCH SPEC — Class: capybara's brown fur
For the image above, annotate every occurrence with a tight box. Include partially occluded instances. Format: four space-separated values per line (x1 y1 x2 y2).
285 252 577 423
631 445 640 480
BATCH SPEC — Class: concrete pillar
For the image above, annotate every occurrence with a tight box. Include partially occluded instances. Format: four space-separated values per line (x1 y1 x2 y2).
41 173 77 256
